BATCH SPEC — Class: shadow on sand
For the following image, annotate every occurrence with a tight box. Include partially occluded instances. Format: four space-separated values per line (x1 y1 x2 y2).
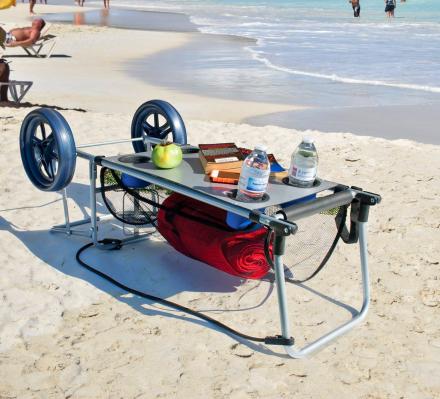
0 101 86 112
0 181 359 357
4 54 71 59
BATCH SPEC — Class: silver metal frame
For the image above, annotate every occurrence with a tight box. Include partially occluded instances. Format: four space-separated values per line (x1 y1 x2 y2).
0 81 33 103
22 35 58 58
283 222 369 358
52 145 156 248
50 137 372 358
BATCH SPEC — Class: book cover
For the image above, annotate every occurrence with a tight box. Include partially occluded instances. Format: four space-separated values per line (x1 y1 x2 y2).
207 148 288 185
199 143 244 173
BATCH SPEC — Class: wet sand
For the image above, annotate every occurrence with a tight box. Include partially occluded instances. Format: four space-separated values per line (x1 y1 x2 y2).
126 32 440 144
44 8 198 32
247 103 440 145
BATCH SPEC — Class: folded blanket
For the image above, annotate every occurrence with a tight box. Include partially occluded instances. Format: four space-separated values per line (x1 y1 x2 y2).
157 193 271 280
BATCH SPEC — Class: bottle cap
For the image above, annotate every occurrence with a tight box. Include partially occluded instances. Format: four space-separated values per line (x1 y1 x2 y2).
254 144 267 152
302 136 314 144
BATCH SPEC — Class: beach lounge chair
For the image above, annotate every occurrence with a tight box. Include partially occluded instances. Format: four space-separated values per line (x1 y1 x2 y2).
0 24 58 58
0 80 33 103
21 34 58 58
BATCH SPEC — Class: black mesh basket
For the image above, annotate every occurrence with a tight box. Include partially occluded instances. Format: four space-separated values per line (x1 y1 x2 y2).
100 166 347 283
100 167 168 226
264 205 347 283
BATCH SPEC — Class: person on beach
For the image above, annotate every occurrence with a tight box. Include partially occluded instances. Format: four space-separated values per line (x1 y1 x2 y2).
0 19 46 49
385 0 396 18
76 0 109 8
349 0 361 18
0 59 10 102
29 0 36 14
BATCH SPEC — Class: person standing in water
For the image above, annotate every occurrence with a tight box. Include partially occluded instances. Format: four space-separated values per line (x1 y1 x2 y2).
29 0 36 14
349 0 361 18
385 0 396 18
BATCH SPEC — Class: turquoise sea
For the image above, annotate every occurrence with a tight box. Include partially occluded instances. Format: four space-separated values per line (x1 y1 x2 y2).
47 0 440 141
110 0 440 94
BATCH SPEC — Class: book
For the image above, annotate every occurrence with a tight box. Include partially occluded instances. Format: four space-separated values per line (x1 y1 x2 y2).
199 143 244 174
209 170 240 185
207 148 288 185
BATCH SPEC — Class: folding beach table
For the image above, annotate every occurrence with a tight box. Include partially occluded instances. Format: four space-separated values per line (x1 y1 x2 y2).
66 147 380 358
18 101 381 358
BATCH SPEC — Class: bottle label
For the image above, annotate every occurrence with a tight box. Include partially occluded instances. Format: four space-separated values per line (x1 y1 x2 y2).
289 165 316 182
239 167 270 193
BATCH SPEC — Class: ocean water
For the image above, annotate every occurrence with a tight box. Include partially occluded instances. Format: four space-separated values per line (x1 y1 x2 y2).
109 0 440 95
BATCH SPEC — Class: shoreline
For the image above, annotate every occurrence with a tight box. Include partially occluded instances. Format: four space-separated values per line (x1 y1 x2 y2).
2 3 439 144
0 4 297 122
43 7 199 33
246 103 440 146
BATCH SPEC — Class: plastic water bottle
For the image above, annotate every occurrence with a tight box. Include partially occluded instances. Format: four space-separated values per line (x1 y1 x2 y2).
288 137 318 188
236 145 270 201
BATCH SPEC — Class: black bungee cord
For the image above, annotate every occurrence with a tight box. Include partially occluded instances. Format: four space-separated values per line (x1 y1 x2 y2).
75 239 294 347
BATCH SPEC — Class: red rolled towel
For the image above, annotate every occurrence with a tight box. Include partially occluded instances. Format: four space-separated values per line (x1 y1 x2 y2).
157 193 271 280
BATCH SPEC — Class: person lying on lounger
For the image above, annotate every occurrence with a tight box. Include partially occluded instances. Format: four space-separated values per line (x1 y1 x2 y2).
0 18 46 49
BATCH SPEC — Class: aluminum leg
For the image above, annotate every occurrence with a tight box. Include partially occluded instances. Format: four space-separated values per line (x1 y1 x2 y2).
61 188 71 233
284 222 370 358
50 189 91 237
273 252 291 340
89 160 99 245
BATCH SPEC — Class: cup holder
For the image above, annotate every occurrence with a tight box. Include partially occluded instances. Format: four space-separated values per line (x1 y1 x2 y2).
118 155 150 164
282 177 322 188
228 189 270 203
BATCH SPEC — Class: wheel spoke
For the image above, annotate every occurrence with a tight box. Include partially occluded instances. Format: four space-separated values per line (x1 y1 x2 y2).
159 127 172 140
154 113 159 128
39 123 47 140
47 159 56 179
40 158 52 179
142 121 154 134
42 133 54 146
34 147 43 164
36 136 58 181
32 136 43 145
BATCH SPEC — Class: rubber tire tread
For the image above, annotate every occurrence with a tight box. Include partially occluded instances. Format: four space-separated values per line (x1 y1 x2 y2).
20 108 76 192
131 99 187 153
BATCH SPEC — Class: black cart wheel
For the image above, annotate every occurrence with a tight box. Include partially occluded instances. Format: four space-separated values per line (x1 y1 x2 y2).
20 108 76 192
131 100 187 153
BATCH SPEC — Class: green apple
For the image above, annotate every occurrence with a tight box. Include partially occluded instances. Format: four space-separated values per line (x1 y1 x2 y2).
151 142 183 169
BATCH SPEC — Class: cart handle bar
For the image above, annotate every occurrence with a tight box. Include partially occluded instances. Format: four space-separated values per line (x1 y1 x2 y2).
76 135 182 149
281 189 355 222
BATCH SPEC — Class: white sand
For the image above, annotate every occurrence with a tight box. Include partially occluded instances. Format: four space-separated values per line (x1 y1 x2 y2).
0 4 439 399
0 4 299 120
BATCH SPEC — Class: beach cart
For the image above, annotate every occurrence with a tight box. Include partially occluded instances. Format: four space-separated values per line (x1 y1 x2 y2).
18 100 380 358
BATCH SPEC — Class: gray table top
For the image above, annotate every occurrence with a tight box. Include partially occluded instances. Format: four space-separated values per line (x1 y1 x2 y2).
103 151 340 212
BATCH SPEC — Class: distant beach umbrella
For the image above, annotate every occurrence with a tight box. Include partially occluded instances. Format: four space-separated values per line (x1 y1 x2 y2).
0 0 16 10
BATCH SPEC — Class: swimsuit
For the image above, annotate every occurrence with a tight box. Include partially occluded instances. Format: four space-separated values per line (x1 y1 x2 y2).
0 28 16 48
352 3 360 17
5 33 16 44
385 0 395 12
